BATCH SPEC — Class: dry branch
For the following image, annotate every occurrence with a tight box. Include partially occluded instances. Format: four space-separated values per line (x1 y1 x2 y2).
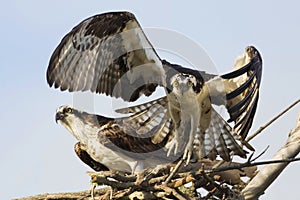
246 99 300 142
14 188 109 200
86 160 257 199
242 111 300 199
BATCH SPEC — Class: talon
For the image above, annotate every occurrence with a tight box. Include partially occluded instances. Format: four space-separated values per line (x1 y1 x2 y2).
183 149 187 160
167 147 172 157
166 143 171 157
166 139 179 157
186 151 192 165
174 142 178 155
183 143 193 165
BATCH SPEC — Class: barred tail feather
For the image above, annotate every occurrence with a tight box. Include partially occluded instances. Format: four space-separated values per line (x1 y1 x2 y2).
195 108 246 161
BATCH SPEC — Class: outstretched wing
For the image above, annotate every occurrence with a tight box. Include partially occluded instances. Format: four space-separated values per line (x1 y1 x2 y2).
116 97 246 161
113 46 262 161
95 98 177 160
116 97 177 146
208 46 262 140
47 11 164 101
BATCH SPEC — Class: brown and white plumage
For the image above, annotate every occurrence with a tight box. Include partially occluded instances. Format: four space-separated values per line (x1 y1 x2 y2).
48 11 263 168
74 142 109 172
116 96 246 162
47 12 164 101
56 105 177 173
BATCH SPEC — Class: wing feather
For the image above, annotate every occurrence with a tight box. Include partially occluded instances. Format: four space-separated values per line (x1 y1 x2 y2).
47 11 164 101
97 97 171 152
194 108 246 161
208 46 262 140
116 97 169 138
116 97 247 161
74 142 109 171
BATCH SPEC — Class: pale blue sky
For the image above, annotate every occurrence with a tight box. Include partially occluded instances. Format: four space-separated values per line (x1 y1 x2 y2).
1 1 300 199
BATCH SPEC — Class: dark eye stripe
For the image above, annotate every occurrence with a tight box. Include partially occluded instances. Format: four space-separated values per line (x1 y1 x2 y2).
63 107 72 113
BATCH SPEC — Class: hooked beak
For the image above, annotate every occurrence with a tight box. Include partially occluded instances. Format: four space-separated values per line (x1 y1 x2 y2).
55 112 65 123
178 83 189 95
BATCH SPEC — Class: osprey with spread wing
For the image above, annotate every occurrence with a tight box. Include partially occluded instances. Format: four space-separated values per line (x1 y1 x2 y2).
47 11 262 172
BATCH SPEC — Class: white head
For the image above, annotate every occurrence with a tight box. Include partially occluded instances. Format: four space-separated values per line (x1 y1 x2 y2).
55 105 101 143
170 73 201 96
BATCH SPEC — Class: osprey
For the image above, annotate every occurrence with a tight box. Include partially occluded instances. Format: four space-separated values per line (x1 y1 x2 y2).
47 11 262 168
55 104 177 173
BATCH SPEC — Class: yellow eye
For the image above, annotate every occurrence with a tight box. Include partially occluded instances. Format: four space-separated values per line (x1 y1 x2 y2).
188 81 193 87
173 81 178 87
66 107 72 113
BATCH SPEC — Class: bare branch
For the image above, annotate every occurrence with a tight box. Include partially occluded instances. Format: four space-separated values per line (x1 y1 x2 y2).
154 185 188 200
246 99 300 142
242 111 300 199
164 157 184 185
14 188 109 200
208 157 300 174
198 164 244 200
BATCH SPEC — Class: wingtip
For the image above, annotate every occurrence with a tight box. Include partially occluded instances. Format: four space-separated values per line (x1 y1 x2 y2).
46 71 53 87
246 45 262 63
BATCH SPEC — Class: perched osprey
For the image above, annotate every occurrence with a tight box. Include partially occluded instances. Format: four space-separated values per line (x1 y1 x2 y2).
47 11 262 169
55 104 177 173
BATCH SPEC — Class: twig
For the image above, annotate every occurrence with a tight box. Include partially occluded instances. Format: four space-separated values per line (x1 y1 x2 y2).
209 157 300 174
154 185 188 200
91 175 136 190
249 145 269 162
88 171 136 182
14 189 109 200
199 164 242 199
164 158 184 185
114 188 132 199
170 174 195 188
148 174 169 185
246 98 300 142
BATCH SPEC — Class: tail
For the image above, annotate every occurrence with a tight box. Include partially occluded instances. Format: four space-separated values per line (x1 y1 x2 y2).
194 108 247 161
